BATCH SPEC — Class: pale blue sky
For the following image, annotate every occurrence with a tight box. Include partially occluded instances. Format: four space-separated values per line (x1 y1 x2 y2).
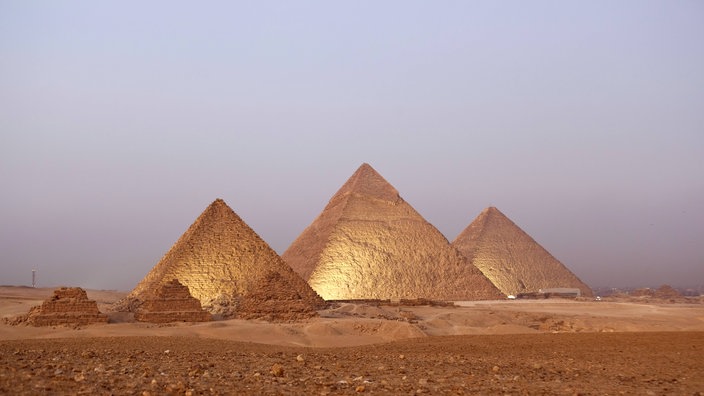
1 1 703 291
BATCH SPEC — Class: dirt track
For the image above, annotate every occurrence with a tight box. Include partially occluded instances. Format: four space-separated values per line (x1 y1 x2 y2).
2 332 702 395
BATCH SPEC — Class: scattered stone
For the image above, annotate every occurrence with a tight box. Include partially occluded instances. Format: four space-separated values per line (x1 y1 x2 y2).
271 363 284 377
0 333 699 394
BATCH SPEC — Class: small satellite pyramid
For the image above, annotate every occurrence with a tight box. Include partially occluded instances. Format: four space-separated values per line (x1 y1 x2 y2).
19 287 108 327
452 207 593 297
121 199 325 318
282 163 504 301
134 279 212 323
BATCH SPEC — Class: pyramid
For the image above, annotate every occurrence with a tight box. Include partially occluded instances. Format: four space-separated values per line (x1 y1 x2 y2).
282 163 504 301
452 207 593 297
134 279 212 323
121 199 325 319
20 287 108 327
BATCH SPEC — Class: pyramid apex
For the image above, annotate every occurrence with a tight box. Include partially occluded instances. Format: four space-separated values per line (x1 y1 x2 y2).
205 198 233 211
331 163 400 202
354 162 379 175
482 206 507 217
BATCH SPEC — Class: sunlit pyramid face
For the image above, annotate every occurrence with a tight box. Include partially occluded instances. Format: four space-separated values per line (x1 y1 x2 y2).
283 163 503 301
452 207 593 297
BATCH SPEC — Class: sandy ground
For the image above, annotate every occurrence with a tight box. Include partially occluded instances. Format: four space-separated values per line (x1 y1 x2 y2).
1 286 703 394
2 286 703 346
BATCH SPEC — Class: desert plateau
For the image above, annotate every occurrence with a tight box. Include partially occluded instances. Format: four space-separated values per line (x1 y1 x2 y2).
2 286 703 395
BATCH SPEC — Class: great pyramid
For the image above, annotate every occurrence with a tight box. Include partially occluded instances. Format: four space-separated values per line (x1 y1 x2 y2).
452 207 593 297
119 199 325 319
282 163 504 301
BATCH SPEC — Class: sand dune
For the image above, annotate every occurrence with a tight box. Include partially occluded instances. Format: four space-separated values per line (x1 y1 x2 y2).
2 286 703 347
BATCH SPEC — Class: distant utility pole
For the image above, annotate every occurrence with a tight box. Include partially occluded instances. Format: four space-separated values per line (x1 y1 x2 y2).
32 269 36 288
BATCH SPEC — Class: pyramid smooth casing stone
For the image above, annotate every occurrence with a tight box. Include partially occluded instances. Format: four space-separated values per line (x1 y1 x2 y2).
117 198 325 321
452 207 593 297
134 279 212 323
282 163 504 301
24 287 108 327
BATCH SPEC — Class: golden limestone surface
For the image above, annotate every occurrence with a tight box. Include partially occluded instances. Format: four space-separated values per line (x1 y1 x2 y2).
121 199 325 320
282 163 504 301
134 279 212 323
452 207 593 297
24 287 108 327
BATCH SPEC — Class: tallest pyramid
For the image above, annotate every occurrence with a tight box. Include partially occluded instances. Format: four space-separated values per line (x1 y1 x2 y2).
282 163 503 301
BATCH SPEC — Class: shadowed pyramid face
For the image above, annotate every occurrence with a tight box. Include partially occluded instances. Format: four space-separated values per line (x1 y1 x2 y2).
452 207 593 297
125 199 324 314
283 164 504 301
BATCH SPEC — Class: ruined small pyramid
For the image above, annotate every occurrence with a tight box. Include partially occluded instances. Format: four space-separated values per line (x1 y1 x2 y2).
282 163 504 300
23 287 108 327
134 279 212 323
121 199 325 319
452 207 593 297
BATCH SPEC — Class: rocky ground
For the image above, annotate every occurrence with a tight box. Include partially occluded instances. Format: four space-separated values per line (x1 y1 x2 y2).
1 332 702 395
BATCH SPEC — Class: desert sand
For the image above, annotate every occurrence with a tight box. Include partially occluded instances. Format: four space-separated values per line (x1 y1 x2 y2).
2 286 703 394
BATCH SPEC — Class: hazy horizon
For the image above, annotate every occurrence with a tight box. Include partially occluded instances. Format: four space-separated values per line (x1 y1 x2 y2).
1 1 702 292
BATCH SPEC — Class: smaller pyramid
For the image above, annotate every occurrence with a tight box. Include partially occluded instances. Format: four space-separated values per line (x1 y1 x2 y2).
452 207 593 297
283 163 504 301
22 287 108 327
134 279 212 323
119 198 325 320
237 271 320 321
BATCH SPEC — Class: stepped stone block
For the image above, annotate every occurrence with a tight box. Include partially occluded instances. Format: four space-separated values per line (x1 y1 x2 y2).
134 279 212 323
25 287 108 327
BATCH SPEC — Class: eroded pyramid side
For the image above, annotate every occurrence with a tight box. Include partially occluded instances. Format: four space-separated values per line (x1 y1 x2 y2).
452 207 593 297
284 163 400 280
